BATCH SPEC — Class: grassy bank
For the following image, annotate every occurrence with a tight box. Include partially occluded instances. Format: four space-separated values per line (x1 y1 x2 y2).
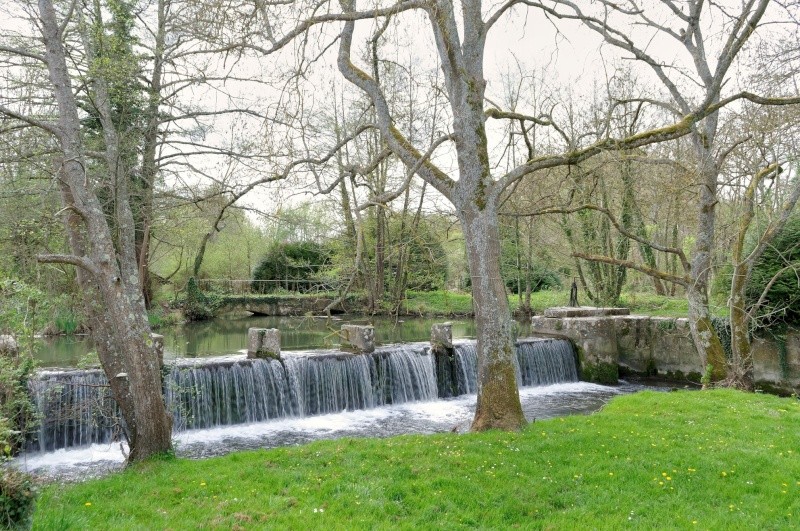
206 289 701 319
402 289 697 318
34 390 799 529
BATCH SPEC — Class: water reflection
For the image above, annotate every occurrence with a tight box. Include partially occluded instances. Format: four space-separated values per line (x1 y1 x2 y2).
37 316 532 367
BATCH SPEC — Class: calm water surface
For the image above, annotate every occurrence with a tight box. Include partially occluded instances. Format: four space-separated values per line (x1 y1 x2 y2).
36 316 532 367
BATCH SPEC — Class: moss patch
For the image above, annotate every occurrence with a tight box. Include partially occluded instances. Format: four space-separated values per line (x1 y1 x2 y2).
581 362 619 385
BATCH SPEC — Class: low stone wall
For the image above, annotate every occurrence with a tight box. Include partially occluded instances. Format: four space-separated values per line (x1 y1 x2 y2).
220 296 345 316
531 308 800 393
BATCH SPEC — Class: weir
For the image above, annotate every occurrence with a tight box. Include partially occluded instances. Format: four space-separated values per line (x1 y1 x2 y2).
27 338 577 453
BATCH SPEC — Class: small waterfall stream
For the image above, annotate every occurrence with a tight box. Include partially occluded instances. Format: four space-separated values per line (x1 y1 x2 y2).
27 338 578 453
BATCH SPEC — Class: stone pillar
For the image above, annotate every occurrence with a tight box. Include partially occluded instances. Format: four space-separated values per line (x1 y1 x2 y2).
150 333 164 369
247 328 281 360
340 325 375 353
431 322 453 354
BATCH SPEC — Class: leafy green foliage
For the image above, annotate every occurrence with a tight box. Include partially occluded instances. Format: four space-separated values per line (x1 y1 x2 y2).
746 215 800 327
182 277 223 321
32 390 800 529
252 241 333 293
711 316 733 360
501 261 563 294
0 467 37 530
387 220 448 292
497 220 562 295
0 354 38 456
353 214 450 295
0 279 41 457
150 203 269 294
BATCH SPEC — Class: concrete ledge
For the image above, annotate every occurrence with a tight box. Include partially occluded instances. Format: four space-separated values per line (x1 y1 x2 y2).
532 310 800 392
543 307 631 318
247 328 281 360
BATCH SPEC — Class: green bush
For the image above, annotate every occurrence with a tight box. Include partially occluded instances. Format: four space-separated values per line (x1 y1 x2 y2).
746 214 800 327
503 262 563 294
182 277 223 321
0 468 36 530
252 241 333 294
0 354 37 456
53 310 79 335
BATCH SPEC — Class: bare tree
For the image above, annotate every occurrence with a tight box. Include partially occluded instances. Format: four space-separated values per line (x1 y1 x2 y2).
530 0 800 381
206 0 770 429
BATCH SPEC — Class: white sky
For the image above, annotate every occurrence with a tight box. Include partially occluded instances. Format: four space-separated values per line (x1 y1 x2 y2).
2 0 795 227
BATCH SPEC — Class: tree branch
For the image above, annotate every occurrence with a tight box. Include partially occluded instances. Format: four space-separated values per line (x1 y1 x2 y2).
0 105 60 136
37 254 98 276
572 252 689 286
336 0 455 199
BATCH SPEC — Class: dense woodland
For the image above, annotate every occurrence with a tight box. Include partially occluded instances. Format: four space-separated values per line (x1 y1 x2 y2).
1 0 800 462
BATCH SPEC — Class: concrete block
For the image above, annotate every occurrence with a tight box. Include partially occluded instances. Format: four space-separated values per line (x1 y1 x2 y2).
150 333 164 368
247 328 281 360
431 323 453 352
340 325 375 353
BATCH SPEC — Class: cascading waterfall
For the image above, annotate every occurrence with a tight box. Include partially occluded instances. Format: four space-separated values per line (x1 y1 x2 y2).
451 338 579 395
516 339 579 386
166 358 295 431
29 369 121 452
27 338 578 453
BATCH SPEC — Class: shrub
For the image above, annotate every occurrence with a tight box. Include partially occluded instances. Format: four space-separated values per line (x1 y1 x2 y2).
746 214 800 327
504 262 563 294
0 467 36 530
252 241 333 294
182 277 223 321
0 354 37 456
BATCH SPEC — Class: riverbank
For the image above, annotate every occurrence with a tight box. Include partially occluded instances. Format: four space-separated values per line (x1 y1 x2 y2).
205 290 697 319
32 389 799 528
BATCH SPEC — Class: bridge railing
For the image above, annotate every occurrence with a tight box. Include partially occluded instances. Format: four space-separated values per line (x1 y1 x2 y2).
197 279 344 296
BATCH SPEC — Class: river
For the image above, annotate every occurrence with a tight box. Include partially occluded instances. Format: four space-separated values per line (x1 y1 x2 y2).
35 315 531 367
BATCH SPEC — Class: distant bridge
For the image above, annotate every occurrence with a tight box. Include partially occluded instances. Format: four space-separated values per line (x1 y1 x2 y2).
197 279 352 316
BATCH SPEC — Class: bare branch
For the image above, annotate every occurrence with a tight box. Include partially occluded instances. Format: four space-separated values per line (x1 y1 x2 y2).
0 45 46 63
37 254 98 275
360 133 455 209
336 1 455 199
0 105 60 136
572 252 690 286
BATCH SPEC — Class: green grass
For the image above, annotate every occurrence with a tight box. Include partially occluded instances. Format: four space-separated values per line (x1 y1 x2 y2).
401 290 475 316
210 288 706 319
521 290 693 318
618 292 692 317
34 390 799 529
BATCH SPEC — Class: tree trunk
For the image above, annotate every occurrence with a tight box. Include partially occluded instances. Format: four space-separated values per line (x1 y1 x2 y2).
461 204 525 432
728 266 754 389
686 136 727 382
686 283 727 383
375 205 386 306
39 0 172 461
136 0 167 309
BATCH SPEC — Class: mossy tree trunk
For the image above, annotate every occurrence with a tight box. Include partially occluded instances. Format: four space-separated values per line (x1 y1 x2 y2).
37 0 172 462
728 163 800 389
461 204 525 431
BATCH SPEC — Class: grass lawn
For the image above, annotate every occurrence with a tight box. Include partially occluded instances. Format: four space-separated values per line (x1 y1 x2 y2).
400 289 704 318
34 390 799 529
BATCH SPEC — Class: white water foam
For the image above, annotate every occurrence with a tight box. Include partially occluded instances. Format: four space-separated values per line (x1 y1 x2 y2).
15 381 626 480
